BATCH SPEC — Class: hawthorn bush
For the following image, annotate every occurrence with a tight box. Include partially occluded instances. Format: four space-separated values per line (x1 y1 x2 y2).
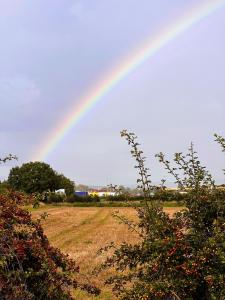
102 131 225 300
66 194 100 203
0 190 100 299
0 156 99 300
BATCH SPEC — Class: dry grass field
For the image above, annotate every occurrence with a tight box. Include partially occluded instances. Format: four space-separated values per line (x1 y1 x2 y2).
31 206 181 300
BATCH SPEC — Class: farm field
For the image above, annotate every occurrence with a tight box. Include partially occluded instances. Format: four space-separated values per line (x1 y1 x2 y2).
31 206 182 300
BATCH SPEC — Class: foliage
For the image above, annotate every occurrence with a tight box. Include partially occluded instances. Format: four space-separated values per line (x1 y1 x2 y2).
45 191 65 203
1 155 99 299
0 190 100 300
66 194 100 203
8 161 59 193
215 134 225 153
8 161 74 195
103 194 127 202
103 192 186 203
56 174 75 196
0 154 17 164
151 190 187 202
102 130 225 300
215 134 225 174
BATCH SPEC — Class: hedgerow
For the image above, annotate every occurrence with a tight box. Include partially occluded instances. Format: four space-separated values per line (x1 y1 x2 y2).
0 156 100 300
101 131 225 300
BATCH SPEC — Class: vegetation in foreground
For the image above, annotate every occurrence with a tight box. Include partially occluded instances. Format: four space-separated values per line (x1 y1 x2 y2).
99 131 225 300
1 132 225 300
0 157 99 300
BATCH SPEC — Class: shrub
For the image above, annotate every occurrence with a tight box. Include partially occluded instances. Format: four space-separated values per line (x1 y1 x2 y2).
46 192 65 203
0 191 100 300
103 194 128 202
66 194 100 203
102 131 225 300
66 194 81 203
152 190 187 202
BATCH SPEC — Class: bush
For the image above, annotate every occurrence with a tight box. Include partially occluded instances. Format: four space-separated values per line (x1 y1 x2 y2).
0 190 100 300
152 190 188 202
103 194 128 202
102 131 225 300
66 194 100 203
46 192 65 203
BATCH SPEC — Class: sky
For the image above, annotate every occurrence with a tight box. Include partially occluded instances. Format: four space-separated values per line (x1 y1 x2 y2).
0 0 225 187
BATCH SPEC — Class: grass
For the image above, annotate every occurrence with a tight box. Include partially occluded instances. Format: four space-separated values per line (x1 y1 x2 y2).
31 205 183 299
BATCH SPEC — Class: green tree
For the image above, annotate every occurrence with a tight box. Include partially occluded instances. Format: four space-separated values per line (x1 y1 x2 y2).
57 173 75 195
102 131 225 300
8 161 61 193
1 157 99 299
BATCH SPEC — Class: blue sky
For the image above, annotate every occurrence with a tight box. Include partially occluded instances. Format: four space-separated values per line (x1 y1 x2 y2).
1 0 225 186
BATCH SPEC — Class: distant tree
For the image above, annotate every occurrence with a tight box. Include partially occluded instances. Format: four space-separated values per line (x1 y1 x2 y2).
57 173 75 195
8 161 61 193
0 157 100 299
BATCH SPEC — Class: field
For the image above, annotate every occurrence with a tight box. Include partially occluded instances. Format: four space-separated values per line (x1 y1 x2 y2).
32 206 182 299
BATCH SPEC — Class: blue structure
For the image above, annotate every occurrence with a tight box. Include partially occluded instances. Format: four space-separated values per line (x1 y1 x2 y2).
74 191 88 197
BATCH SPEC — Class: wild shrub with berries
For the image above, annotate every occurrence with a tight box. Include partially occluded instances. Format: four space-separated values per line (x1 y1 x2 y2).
103 131 225 300
0 156 99 300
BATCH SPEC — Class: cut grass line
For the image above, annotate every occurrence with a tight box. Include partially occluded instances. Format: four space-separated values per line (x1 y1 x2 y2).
31 207 182 300
50 209 104 244
61 210 111 249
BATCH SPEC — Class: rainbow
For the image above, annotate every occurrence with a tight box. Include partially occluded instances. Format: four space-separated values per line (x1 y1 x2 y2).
33 0 225 161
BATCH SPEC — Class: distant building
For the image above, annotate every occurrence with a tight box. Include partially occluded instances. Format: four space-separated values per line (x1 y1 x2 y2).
88 190 116 197
55 189 66 195
75 191 88 197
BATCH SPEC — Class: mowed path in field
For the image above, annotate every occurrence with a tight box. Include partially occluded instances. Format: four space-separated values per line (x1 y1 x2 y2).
32 207 181 300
